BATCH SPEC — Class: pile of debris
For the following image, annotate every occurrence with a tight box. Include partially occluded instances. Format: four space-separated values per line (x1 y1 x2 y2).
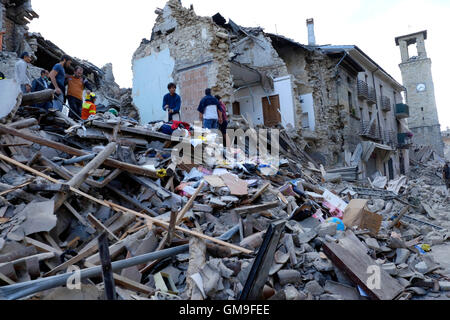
0 102 448 300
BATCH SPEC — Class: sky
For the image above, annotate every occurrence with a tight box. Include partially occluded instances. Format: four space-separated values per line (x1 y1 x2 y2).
29 0 450 129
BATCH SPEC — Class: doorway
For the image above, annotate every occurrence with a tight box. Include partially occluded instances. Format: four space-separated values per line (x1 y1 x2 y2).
262 95 281 127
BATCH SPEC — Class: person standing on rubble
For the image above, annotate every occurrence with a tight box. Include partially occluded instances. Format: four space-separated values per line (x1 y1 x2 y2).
31 69 51 110
14 52 32 93
198 88 222 130
443 163 450 189
67 66 92 119
162 83 181 122
215 95 230 148
49 54 72 105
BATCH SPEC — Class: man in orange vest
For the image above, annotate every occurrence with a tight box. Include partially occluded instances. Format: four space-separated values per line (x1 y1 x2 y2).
81 93 97 120
67 66 92 119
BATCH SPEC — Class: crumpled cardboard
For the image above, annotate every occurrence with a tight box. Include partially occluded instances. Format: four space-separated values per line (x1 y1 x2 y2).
342 199 382 235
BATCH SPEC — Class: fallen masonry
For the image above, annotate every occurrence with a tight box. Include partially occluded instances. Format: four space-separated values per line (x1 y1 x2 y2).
0 104 447 300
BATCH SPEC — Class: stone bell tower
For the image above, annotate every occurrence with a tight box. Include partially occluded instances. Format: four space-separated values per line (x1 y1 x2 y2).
395 30 444 156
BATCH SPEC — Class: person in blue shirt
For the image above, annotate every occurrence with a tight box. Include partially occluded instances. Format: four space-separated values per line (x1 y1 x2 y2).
49 54 72 103
197 88 222 130
162 83 181 122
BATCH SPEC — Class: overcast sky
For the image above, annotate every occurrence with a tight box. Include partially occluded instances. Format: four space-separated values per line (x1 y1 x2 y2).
29 0 450 129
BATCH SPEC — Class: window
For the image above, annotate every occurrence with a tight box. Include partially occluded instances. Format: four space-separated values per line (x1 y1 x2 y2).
348 91 353 109
365 74 368 83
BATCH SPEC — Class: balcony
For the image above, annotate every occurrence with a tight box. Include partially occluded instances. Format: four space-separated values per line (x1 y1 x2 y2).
360 120 381 141
357 80 369 100
381 130 397 148
367 87 376 105
398 133 412 149
381 96 391 112
395 103 410 119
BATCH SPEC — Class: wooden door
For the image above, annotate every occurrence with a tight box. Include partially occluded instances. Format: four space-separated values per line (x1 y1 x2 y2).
232 102 241 115
262 95 281 127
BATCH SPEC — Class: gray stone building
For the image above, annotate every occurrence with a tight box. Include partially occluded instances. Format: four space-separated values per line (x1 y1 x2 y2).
396 31 444 157
0 0 38 54
132 0 411 180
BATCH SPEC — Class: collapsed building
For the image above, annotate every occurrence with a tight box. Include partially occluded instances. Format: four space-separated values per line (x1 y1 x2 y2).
132 0 412 182
0 0 139 120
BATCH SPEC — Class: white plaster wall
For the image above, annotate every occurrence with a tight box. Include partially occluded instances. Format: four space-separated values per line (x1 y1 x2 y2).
132 48 175 124
0 79 21 118
300 93 315 131
234 76 295 127
274 76 295 128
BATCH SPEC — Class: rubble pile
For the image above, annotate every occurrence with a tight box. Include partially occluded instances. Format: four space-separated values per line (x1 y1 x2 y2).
0 104 447 301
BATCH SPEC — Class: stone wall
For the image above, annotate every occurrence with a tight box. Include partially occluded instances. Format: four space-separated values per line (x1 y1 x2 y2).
132 0 232 123
400 57 444 156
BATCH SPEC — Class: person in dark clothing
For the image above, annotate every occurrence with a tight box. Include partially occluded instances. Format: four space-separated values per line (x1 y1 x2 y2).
0 71 5 80
162 83 181 122
31 69 51 110
215 95 230 147
444 163 450 189
198 89 222 130
49 54 72 106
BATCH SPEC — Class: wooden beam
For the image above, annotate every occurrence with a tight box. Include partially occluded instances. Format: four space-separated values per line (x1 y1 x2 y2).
24 237 63 255
0 153 253 255
87 214 120 242
243 182 270 205
44 244 99 277
52 142 117 211
233 201 280 215
176 181 205 225
0 125 158 179
20 89 54 107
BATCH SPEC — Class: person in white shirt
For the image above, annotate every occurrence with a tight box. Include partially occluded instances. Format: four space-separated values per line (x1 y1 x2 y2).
197 88 222 130
14 52 32 93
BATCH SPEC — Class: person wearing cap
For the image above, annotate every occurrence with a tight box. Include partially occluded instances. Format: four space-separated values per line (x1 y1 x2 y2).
67 66 93 119
81 92 97 120
443 163 450 190
14 52 32 93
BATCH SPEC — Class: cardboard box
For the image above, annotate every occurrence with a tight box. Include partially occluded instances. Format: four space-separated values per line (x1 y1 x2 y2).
342 199 382 235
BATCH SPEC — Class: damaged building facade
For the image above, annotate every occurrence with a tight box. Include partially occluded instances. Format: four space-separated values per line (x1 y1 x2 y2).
132 0 411 180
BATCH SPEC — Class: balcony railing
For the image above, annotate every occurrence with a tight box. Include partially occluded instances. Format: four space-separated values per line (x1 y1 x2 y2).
360 120 381 141
381 96 391 112
367 87 376 105
357 80 369 100
398 133 412 149
395 103 410 119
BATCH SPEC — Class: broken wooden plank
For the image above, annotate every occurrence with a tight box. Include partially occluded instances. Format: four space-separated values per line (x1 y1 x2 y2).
322 230 405 300
63 202 91 228
98 232 116 300
0 153 253 255
233 201 280 215
24 237 63 255
87 214 120 242
52 142 117 211
243 182 270 205
44 244 99 277
176 181 205 225
240 220 286 300
0 125 158 179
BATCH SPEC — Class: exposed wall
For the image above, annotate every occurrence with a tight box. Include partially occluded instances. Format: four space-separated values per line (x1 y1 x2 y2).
132 47 175 124
132 0 232 124
234 76 295 128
